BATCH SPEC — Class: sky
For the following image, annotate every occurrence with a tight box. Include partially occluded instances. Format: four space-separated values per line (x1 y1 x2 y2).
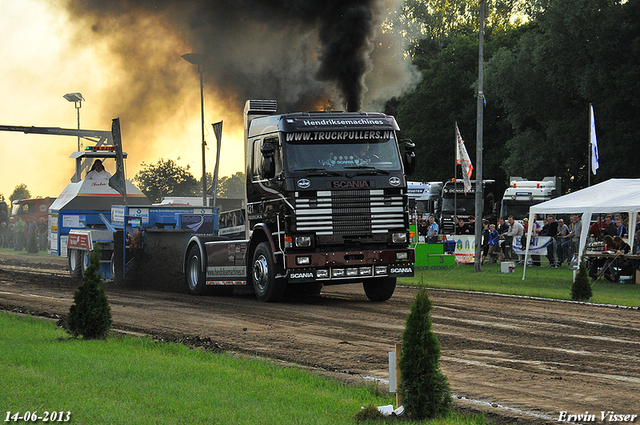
0 0 419 201
0 0 244 201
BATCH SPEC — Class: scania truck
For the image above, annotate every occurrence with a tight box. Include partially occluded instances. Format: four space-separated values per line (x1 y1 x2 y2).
184 100 416 302
439 179 498 234
499 176 561 220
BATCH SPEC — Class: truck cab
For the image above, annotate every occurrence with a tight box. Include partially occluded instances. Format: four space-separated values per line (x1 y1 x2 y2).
500 177 561 220
184 100 416 302
440 179 496 234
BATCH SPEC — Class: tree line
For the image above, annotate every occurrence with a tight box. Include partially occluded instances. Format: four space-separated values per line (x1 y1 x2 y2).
132 159 245 204
387 0 639 196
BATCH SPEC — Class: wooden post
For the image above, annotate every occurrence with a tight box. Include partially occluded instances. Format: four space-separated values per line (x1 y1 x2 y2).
395 343 402 407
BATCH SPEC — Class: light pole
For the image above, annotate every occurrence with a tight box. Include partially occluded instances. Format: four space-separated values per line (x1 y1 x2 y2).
182 53 208 206
63 92 84 152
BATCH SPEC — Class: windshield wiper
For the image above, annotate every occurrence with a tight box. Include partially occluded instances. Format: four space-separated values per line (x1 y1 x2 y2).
292 167 342 176
343 166 390 175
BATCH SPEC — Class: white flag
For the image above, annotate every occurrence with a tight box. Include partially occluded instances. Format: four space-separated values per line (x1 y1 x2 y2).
456 124 473 193
590 104 599 175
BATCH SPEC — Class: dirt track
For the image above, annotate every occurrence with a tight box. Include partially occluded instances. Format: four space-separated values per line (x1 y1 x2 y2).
1 252 639 424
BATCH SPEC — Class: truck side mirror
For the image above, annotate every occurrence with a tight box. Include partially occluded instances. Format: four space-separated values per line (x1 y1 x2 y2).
402 140 415 176
261 143 276 179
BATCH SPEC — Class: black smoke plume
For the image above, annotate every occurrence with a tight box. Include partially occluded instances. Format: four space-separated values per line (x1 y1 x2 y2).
64 0 399 112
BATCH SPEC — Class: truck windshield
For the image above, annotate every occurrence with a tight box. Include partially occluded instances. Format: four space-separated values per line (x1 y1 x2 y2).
283 134 402 173
442 196 475 214
500 201 537 220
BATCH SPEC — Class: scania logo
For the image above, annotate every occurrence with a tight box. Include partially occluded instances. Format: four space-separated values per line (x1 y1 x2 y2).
331 180 370 188
390 267 413 274
297 178 311 189
290 272 314 279
389 176 401 186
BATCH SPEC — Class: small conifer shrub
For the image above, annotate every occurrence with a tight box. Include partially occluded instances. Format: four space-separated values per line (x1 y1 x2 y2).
571 253 592 301
67 247 112 339
399 287 452 420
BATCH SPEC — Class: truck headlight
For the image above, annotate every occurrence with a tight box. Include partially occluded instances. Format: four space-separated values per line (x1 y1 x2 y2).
391 232 407 244
346 267 359 277
332 268 345 278
296 256 311 265
396 251 408 261
295 236 312 247
359 266 372 276
375 266 387 275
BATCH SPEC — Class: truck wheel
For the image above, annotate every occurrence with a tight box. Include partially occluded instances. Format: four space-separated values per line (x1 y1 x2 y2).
68 249 83 279
252 242 286 302
363 277 396 301
81 251 90 277
185 245 207 295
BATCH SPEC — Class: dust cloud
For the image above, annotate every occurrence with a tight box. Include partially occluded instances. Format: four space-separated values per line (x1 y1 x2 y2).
0 0 419 199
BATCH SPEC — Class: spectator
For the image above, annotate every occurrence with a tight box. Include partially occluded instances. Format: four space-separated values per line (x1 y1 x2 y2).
418 219 429 243
486 224 500 263
589 235 614 280
614 214 628 238
542 215 559 266
601 214 617 238
529 217 542 266
589 215 605 239
427 216 439 244
14 216 27 251
555 218 570 266
501 215 524 260
0 221 8 248
497 217 510 259
455 217 471 235
480 220 490 263
38 217 48 251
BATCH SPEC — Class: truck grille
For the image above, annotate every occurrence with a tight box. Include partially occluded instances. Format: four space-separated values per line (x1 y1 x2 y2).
294 189 406 235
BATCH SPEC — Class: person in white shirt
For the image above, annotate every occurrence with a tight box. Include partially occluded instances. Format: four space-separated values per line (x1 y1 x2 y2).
85 160 112 180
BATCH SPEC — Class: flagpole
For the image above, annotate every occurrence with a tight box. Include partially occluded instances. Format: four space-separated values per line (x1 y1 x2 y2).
454 121 458 231
587 103 593 187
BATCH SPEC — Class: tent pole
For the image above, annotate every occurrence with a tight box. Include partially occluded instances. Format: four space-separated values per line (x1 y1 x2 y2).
522 210 535 280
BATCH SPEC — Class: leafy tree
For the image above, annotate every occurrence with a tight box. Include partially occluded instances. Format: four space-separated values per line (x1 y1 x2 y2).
132 159 200 203
391 28 522 189
398 0 532 48
485 0 640 191
399 288 452 420
216 172 245 199
10 184 30 202
66 247 112 339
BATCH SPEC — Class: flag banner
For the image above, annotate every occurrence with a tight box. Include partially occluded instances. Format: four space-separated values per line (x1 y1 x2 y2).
590 104 599 175
211 121 223 200
456 124 473 193
109 117 127 199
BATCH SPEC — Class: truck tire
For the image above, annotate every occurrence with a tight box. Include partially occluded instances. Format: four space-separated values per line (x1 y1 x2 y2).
363 277 396 301
185 245 234 296
68 249 83 279
81 251 90 277
185 245 208 295
252 242 286 302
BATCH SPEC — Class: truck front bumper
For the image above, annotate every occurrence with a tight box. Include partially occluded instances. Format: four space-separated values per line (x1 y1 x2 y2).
284 249 414 283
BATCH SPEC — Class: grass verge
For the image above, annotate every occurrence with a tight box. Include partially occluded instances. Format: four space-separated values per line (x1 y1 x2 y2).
1 313 488 425
399 261 640 308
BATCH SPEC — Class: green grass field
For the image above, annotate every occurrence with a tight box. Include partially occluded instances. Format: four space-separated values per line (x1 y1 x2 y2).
3 249 637 423
400 260 640 307
0 313 488 425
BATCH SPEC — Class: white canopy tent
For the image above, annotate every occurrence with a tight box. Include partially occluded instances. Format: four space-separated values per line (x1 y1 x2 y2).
522 179 640 279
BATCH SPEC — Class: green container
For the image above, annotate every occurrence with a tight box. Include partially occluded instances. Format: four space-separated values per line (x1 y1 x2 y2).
415 243 455 271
